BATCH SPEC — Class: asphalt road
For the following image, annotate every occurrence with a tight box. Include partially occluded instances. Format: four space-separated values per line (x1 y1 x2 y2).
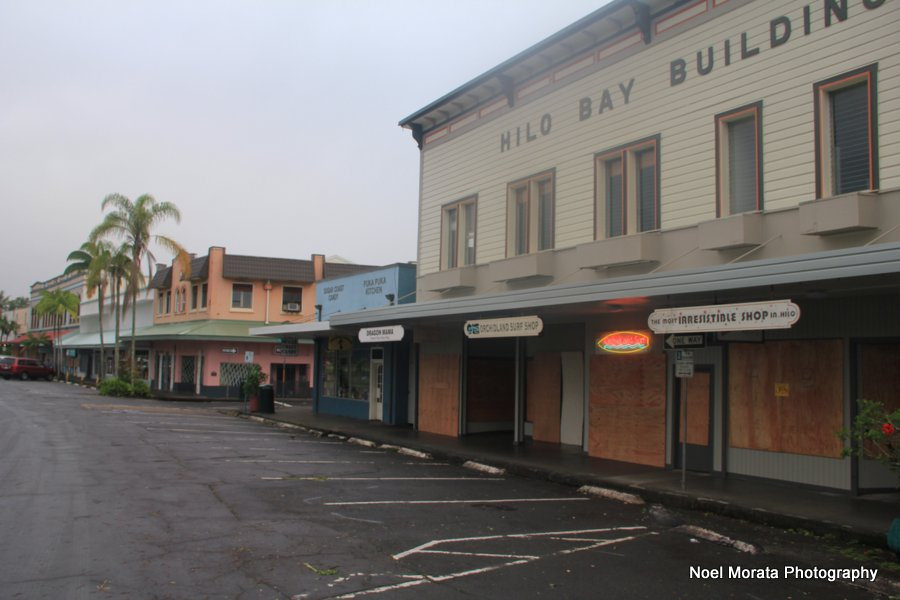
0 380 890 599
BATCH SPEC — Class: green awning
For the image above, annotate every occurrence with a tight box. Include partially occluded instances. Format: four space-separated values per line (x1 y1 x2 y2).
128 320 288 343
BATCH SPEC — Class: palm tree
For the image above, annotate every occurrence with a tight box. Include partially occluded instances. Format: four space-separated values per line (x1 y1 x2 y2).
65 240 112 379
21 332 52 359
105 244 134 378
9 297 28 309
91 194 188 380
33 289 79 371
0 291 9 311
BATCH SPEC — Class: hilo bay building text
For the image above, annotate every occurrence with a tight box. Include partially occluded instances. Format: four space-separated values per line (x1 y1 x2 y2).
327 0 900 493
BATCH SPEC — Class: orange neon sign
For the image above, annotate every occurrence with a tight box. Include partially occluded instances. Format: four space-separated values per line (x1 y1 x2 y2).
596 331 651 354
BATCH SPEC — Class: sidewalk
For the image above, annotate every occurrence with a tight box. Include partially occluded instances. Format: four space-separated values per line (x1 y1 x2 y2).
235 404 899 550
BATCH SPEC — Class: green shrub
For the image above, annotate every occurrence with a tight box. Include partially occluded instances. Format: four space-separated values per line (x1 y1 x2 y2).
131 380 151 398
98 377 134 397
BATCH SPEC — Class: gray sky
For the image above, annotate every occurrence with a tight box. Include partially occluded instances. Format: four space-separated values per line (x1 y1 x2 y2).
0 0 606 297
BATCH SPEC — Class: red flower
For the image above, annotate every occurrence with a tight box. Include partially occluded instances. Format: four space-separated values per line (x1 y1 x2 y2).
882 423 895 436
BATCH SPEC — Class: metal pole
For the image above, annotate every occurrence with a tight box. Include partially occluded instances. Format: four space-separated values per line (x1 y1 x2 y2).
513 338 522 445
681 379 687 491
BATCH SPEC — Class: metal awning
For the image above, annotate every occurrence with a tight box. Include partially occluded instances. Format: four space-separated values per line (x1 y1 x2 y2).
330 242 900 326
57 330 126 348
128 320 291 343
249 320 333 340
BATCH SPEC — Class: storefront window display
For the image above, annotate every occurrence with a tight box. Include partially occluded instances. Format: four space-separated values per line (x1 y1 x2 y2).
322 346 371 400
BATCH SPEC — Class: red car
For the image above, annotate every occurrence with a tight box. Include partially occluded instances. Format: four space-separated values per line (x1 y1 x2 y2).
0 356 55 381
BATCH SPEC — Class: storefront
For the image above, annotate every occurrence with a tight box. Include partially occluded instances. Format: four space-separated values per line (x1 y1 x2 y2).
252 263 416 424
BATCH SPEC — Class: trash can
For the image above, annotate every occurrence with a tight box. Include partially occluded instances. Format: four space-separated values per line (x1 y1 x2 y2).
258 384 275 414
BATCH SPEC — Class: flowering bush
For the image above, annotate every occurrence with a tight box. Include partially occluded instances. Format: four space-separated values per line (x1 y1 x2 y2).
840 399 900 477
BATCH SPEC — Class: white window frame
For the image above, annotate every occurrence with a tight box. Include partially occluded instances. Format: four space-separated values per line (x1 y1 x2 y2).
506 170 554 257
594 136 660 239
441 196 477 269
231 283 253 310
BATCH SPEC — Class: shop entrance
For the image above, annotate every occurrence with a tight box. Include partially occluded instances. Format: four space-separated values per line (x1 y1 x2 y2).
673 366 714 472
465 338 516 435
271 363 309 398
369 348 384 421
158 353 172 391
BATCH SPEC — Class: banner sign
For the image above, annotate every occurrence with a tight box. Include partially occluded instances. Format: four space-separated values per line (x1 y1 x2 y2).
464 316 543 339
648 300 800 333
358 325 405 343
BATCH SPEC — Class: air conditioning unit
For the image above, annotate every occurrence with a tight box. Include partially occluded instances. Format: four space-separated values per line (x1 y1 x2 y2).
283 302 301 313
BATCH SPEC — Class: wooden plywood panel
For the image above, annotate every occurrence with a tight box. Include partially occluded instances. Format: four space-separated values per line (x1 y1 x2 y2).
418 353 459 437
466 357 515 423
679 371 710 446
526 353 561 444
859 343 900 413
728 340 843 458
589 353 665 467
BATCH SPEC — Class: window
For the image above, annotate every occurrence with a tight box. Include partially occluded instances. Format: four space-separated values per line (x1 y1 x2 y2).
506 171 554 256
595 136 660 238
322 345 370 400
815 64 878 198
200 283 208 308
158 291 165 315
716 102 762 216
231 283 253 309
441 197 477 269
191 285 198 310
282 286 303 312
165 291 171 314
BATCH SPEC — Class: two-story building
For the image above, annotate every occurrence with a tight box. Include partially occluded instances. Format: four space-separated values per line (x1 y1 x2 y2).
13 272 86 370
329 0 900 494
252 263 416 424
136 246 375 398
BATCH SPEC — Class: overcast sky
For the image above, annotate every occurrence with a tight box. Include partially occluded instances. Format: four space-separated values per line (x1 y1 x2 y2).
0 0 607 297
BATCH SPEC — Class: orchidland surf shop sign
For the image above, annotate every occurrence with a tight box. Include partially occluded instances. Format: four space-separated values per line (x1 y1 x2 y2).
648 300 800 333
464 316 543 339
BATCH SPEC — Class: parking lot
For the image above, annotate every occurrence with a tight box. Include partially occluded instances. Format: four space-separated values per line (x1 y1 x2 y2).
0 381 886 599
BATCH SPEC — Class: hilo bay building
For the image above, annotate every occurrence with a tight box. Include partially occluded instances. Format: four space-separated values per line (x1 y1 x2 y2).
251 263 416 425
57 287 155 381
135 246 375 399
330 0 900 493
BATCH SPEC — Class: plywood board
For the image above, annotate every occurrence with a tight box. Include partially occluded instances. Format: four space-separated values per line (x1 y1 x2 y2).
679 371 710 446
859 343 900 413
418 353 459 437
728 340 843 458
526 353 561 444
466 357 515 423
589 353 666 467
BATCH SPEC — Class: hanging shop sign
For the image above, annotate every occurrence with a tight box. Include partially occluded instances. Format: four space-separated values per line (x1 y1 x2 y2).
358 325 404 343
595 331 651 354
274 344 299 356
464 316 543 339
328 336 354 351
648 300 800 333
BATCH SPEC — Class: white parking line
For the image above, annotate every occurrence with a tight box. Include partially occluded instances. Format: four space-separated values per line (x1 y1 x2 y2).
325 497 590 507
144 428 286 435
229 459 376 464
261 477 504 482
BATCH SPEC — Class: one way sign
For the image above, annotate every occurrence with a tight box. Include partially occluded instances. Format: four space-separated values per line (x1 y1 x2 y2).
665 334 706 349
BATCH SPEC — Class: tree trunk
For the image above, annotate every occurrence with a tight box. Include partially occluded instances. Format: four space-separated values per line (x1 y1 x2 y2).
113 277 121 378
98 284 106 380
130 271 137 381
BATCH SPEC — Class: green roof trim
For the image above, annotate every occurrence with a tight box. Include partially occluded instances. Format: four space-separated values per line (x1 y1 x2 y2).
130 320 282 343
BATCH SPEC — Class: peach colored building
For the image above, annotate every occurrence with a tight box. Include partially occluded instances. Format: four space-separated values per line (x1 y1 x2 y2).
136 247 376 398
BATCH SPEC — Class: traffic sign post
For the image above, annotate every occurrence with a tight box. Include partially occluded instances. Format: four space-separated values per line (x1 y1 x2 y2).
673 349 694 490
665 334 706 349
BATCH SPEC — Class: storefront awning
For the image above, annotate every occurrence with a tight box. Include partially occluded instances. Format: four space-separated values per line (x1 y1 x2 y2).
6 329 76 345
329 242 900 326
128 320 300 343
56 330 146 349
249 320 332 339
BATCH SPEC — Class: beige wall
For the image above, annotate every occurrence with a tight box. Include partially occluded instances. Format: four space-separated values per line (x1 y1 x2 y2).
417 0 900 278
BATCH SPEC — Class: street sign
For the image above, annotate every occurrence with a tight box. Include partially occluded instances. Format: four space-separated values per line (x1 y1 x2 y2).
675 349 694 378
664 334 705 349
244 351 254 363
274 344 299 356
222 348 237 354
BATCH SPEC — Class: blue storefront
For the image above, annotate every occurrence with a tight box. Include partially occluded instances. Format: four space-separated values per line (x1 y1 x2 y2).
254 263 415 425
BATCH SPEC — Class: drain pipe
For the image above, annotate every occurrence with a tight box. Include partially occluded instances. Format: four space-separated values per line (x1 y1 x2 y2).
265 281 272 324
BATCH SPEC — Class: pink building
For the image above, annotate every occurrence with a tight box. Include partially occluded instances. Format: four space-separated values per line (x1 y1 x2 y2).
136 247 375 398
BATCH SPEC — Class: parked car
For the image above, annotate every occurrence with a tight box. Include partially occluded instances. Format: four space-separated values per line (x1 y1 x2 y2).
0 357 55 381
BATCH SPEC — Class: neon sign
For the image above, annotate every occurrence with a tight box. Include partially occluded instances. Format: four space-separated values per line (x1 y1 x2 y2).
596 331 651 354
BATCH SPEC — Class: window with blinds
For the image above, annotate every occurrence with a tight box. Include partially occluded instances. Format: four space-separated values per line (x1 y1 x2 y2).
506 171 554 257
716 102 762 217
814 65 877 199
595 135 660 239
441 196 477 269
831 83 870 195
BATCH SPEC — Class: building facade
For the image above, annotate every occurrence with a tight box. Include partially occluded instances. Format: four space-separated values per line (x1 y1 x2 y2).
139 247 376 398
332 0 900 493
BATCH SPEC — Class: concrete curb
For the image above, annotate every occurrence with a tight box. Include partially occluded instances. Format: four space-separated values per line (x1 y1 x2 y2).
229 410 891 551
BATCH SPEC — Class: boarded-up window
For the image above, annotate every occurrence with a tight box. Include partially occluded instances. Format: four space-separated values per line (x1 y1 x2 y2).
418 353 459 437
467 357 514 425
527 353 562 444
589 353 666 467
728 340 843 458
